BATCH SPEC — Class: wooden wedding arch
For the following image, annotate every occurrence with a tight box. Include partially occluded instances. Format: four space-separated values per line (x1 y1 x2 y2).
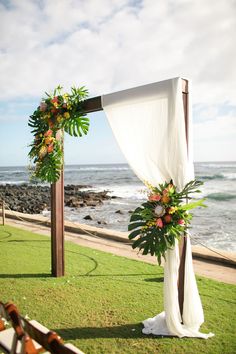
51 78 189 316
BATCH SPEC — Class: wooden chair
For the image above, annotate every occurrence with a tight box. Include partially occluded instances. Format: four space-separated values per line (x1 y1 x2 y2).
0 302 84 354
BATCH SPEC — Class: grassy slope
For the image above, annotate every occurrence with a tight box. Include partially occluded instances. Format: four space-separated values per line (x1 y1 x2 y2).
0 225 235 354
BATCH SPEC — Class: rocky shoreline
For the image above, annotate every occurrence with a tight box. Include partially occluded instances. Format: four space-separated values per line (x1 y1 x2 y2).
0 184 115 214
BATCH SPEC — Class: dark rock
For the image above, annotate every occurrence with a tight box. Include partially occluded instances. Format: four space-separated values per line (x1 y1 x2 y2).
97 220 107 225
115 210 124 214
0 184 117 215
84 215 93 220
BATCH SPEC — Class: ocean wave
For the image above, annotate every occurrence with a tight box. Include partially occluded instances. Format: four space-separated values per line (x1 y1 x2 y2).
199 172 236 181
197 162 236 168
199 174 224 180
207 193 236 201
0 180 29 185
0 170 26 174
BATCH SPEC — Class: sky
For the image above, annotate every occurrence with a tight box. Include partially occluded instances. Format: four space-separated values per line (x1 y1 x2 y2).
0 0 236 166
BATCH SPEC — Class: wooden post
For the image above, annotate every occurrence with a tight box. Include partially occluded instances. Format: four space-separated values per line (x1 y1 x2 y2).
49 100 102 278
51 131 64 277
1 200 5 226
51 172 64 277
178 79 189 318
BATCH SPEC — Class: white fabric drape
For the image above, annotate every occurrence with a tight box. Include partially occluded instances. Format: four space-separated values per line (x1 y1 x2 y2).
102 77 213 338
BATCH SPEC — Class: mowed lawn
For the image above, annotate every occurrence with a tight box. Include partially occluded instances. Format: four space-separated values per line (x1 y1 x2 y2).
0 225 235 354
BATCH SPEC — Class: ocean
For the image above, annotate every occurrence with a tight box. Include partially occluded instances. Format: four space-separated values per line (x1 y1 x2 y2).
0 162 235 252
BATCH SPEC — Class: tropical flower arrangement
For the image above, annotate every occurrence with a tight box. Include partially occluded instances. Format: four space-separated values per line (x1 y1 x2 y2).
128 180 206 265
28 85 89 183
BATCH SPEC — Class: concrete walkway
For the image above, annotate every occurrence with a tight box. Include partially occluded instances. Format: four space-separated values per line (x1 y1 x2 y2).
4 213 236 285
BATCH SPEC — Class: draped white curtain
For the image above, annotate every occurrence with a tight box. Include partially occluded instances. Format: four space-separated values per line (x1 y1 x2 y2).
102 77 213 338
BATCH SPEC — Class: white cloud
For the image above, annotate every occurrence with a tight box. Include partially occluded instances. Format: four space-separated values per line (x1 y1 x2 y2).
0 0 235 162
0 0 235 103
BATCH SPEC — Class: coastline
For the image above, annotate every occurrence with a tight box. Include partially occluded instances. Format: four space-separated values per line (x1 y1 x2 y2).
1 209 236 270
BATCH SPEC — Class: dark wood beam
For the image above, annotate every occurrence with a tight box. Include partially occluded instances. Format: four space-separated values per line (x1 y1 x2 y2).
81 96 102 113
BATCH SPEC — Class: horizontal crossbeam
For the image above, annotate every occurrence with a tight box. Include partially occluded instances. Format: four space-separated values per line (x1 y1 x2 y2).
82 78 188 114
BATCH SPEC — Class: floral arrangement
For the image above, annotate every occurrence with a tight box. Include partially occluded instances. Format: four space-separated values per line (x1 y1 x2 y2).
28 86 89 183
128 180 206 265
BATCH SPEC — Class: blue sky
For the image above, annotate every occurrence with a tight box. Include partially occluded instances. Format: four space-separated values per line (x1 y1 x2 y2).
0 0 236 166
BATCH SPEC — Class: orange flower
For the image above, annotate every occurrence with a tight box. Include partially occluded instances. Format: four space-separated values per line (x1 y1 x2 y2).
164 214 172 223
45 137 53 145
161 195 170 204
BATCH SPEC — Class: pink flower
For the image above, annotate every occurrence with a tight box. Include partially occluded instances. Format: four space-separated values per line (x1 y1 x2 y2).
177 219 185 226
156 218 163 228
44 130 53 137
149 194 161 202
39 102 47 112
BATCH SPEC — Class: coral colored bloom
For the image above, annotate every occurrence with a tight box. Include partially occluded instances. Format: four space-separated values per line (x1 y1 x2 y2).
163 188 169 195
149 194 161 202
47 144 54 153
164 214 172 223
156 218 163 228
51 96 58 104
177 219 185 226
44 130 53 137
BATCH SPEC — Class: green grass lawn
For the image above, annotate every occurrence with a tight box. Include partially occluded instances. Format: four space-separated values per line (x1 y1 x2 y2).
0 225 235 354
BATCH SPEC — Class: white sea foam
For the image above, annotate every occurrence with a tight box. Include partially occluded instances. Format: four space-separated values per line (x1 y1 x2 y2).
222 172 236 180
65 166 130 172
0 180 28 185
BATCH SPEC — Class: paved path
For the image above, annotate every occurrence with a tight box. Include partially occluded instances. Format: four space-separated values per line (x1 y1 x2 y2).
6 218 236 285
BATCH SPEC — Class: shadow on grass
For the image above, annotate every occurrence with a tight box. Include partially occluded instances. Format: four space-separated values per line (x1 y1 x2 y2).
0 273 51 279
6 240 49 243
81 274 163 279
0 230 13 241
55 323 152 339
144 277 164 282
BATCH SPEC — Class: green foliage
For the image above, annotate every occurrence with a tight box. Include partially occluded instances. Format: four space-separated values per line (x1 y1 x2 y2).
128 180 205 265
0 225 235 354
28 85 89 183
